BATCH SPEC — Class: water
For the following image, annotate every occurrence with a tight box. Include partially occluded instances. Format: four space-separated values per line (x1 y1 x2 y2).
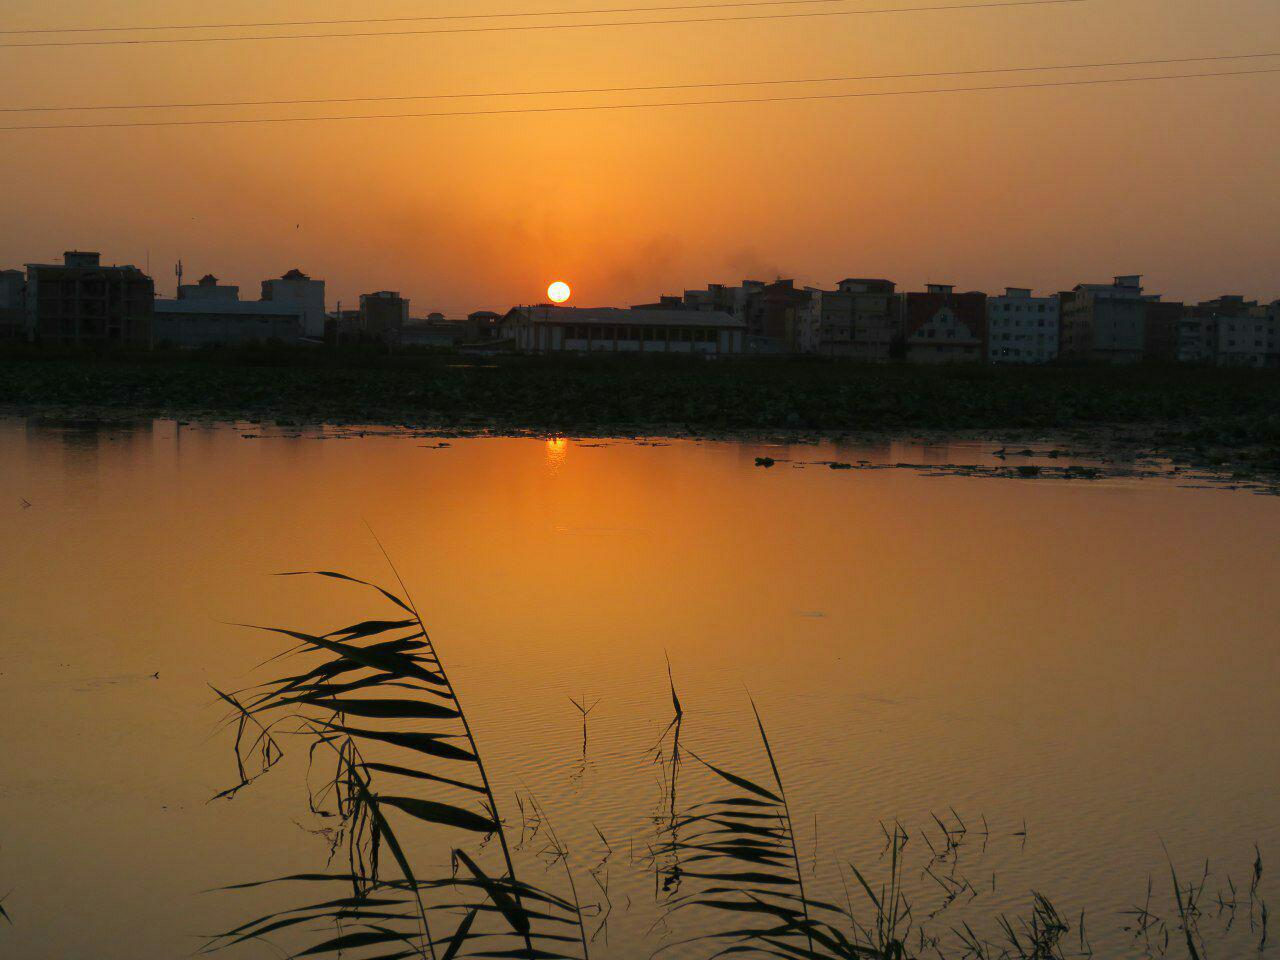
1 418 1276 959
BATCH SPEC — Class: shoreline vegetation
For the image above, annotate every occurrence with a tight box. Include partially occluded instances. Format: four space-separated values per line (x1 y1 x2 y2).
3 343 1280 483
205 566 1271 960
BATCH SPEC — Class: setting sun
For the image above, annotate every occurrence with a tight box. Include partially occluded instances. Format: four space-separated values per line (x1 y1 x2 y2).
547 281 571 304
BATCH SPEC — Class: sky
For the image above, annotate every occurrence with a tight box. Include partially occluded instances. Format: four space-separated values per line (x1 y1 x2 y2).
0 0 1277 315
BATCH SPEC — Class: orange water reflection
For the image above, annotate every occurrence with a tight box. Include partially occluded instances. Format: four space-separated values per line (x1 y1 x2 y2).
0 420 1277 958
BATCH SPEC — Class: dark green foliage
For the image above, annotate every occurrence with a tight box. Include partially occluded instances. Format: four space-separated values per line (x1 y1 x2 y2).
5 346 1280 452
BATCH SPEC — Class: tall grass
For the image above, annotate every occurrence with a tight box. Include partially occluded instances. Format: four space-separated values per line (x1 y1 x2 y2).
205 568 588 960
204 576 1269 960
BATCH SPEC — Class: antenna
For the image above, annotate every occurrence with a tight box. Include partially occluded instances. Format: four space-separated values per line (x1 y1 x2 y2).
175 259 183 297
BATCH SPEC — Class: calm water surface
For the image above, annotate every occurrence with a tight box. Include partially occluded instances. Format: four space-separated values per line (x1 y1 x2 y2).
1 418 1276 959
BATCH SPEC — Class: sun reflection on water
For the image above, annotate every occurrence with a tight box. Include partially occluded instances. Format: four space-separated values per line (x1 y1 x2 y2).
545 437 568 475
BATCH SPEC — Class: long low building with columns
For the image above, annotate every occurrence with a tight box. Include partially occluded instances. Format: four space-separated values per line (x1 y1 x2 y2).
501 305 745 355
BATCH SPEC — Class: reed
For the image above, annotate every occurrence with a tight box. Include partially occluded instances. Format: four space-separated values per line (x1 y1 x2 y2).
202 581 1268 960
205 566 589 960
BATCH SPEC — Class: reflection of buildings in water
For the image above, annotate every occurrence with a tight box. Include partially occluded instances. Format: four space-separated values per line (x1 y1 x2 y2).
853 440 893 463
25 418 155 481
917 443 956 466
545 438 568 474
884 439 963 466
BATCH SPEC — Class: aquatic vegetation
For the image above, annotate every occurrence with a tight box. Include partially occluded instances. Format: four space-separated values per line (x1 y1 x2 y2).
205 569 1271 960
5 345 1280 457
206 567 589 960
648 691 1268 960
652 699 851 958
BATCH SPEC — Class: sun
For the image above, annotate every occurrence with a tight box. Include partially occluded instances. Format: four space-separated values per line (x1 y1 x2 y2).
547 281 571 304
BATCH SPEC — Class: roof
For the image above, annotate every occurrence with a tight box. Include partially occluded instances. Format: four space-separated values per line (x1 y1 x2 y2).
26 261 145 275
512 306 744 329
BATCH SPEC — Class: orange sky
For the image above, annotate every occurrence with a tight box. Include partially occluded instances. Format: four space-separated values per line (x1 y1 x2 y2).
1 0 1277 314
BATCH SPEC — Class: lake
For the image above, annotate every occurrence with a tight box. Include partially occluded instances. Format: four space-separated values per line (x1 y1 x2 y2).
1 417 1275 959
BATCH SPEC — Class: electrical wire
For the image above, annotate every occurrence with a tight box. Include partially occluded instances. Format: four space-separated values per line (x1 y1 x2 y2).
2 51 1274 113
0 0 1085 48
1 66 1273 131
0 0 1056 35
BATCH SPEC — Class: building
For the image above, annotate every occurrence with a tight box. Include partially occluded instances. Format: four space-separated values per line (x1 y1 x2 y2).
468 310 504 340
0 269 23 339
153 274 304 346
836 279 900 360
1058 275 1163 362
986 287 1059 363
635 281 765 326
901 284 986 363
1211 296 1276 367
798 287 853 355
1143 300 1185 362
797 278 899 359
684 281 765 324
743 279 809 351
23 251 154 344
359 291 409 342
632 279 809 351
326 308 362 343
1177 301 1222 364
178 273 239 303
502 305 744 354
261 268 327 338
400 313 475 347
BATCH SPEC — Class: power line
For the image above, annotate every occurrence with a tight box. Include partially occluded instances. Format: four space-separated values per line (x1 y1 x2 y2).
0 0 1020 35
1 67 1274 131
3 52 1275 114
0 0 1084 48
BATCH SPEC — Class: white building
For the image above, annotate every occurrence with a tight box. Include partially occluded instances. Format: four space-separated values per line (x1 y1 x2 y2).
154 273 304 346
261 268 326 338
1216 308 1278 368
682 281 764 325
798 278 899 358
1059 275 1162 362
986 287 1059 363
502 306 744 354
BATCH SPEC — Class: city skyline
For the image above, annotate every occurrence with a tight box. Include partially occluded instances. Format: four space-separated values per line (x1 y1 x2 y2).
2 0 1278 313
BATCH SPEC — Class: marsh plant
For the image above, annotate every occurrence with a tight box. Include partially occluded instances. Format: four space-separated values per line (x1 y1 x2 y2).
208 569 1268 960
205 567 590 960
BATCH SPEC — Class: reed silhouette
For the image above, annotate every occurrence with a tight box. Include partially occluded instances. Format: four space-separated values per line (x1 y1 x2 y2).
205 568 1269 960
206 566 589 960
